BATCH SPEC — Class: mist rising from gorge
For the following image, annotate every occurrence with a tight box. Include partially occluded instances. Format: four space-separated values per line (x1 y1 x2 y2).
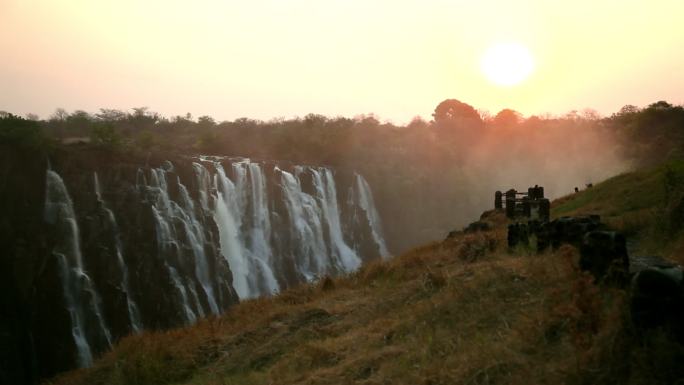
460 113 628 209
5 99 677 254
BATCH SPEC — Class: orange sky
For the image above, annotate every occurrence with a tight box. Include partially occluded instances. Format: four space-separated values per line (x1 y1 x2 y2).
1 0 683 123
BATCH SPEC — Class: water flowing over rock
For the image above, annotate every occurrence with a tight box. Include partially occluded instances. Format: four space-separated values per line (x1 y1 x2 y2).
352 173 390 259
44 170 112 368
213 161 280 298
2 153 389 382
93 172 143 333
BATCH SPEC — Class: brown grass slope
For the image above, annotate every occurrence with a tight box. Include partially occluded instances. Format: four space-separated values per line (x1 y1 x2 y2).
51 161 684 385
47 215 625 385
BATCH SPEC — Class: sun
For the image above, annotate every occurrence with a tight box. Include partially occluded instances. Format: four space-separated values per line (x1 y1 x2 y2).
481 43 535 87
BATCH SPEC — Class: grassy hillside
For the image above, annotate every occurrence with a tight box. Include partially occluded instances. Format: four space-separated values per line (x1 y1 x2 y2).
50 161 684 385
553 159 684 262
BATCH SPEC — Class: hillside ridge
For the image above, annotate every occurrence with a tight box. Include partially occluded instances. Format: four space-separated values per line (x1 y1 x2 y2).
50 161 684 385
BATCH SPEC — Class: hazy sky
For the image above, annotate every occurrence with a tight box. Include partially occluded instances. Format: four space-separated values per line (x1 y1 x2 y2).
1 0 683 123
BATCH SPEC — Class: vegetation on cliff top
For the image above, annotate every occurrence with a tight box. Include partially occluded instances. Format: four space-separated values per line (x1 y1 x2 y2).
49 159 684 385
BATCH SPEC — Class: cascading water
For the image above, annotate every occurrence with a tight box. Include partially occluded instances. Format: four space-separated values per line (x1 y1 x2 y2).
39 157 388 374
93 172 143 333
45 170 112 368
240 162 279 295
353 173 391 258
213 162 279 299
213 163 252 298
177 179 220 315
312 168 362 271
277 167 330 280
164 260 198 324
144 167 212 324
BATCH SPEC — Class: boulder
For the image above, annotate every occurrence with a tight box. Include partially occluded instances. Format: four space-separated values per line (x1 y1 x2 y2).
579 231 629 283
630 264 684 342
549 215 602 249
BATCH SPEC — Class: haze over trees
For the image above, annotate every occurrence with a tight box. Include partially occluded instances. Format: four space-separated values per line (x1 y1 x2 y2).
2 99 683 250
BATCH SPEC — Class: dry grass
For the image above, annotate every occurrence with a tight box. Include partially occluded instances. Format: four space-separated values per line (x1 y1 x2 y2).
553 159 684 259
51 165 684 385
48 217 630 385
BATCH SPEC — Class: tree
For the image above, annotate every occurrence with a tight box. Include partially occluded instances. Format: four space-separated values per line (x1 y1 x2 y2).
431 99 484 152
649 101 673 110
197 115 216 128
128 107 159 131
303 113 327 128
432 99 482 124
407 116 429 130
50 108 68 121
65 110 93 135
563 110 580 121
492 109 522 126
581 108 601 121
96 108 126 122
90 123 122 149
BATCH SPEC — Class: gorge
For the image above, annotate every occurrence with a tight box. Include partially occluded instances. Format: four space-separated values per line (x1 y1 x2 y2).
0 149 389 383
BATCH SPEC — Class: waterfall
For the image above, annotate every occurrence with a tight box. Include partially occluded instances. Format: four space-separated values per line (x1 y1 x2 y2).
312 168 361 272
93 172 143 333
213 162 279 299
353 173 390 258
45 170 112 368
177 179 220 315
214 163 252 298
43 158 389 363
277 167 330 279
193 162 212 213
244 162 279 295
165 262 197 324
146 168 202 324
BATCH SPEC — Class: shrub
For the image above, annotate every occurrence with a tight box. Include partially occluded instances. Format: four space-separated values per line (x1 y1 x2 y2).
0 113 49 149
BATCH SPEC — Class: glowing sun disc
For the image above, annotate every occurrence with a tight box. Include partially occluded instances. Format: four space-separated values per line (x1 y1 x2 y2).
481 43 535 86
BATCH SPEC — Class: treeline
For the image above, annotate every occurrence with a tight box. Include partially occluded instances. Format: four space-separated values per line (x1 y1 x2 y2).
2 99 683 251
2 99 682 168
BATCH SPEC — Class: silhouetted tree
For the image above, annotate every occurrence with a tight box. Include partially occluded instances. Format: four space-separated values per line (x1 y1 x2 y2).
90 123 122 150
96 109 126 122
492 109 522 126
65 110 93 136
197 115 216 128
126 107 159 132
581 108 601 121
407 116 429 130
50 108 68 122
432 99 482 125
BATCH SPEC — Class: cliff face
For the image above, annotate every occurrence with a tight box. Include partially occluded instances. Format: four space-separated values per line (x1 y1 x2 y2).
0 147 389 384
0 145 50 384
0 148 242 383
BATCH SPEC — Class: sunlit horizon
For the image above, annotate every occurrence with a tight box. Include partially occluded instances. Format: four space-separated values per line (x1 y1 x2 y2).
1 0 683 124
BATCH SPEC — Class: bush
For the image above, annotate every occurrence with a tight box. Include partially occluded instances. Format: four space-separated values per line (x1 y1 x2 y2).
0 113 48 149
90 123 123 150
